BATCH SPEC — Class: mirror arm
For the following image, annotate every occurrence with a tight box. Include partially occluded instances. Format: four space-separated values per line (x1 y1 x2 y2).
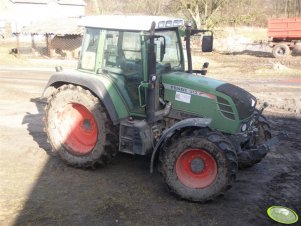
185 25 192 73
191 30 213 36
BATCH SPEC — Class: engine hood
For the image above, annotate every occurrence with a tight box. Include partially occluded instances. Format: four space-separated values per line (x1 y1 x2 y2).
161 71 257 122
216 83 257 120
161 71 225 95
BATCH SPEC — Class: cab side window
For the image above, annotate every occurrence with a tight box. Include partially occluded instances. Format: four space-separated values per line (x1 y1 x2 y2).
79 28 100 71
104 31 142 75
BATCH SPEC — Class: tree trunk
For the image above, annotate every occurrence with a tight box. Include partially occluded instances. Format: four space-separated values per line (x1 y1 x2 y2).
274 0 277 17
285 0 288 17
91 0 100 14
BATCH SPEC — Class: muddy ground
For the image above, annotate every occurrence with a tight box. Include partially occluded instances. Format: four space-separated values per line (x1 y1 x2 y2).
0 52 300 226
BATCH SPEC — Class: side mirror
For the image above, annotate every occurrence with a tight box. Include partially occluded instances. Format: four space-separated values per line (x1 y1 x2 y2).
202 35 213 52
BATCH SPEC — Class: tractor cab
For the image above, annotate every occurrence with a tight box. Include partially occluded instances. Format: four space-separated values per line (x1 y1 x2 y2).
77 16 190 116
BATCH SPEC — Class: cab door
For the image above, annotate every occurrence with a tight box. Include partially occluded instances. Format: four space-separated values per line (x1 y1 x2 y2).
102 30 146 117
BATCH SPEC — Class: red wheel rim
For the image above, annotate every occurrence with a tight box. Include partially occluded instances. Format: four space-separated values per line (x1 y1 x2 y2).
56 103 98 155
176 149 217 188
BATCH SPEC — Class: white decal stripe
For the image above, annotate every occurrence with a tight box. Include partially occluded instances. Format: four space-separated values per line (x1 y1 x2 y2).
163 83 216 100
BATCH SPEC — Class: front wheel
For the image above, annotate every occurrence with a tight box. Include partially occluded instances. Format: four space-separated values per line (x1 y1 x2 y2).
44 84 118 168
160 130 237 202
238 115 271 169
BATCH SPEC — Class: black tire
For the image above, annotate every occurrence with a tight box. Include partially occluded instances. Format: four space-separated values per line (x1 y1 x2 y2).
272 44 290 58
44 84 118 168
238 115 271 169
160 129 237 202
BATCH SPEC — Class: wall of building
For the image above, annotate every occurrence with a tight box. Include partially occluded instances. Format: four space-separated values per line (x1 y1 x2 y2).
0 0 86 32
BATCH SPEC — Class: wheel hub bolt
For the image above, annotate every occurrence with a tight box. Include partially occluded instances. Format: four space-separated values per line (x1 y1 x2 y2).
82 119 92 131
190 158 205 173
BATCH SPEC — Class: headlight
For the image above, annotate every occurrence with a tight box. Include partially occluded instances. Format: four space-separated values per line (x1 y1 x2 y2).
251 98 256 107
241 123 247 132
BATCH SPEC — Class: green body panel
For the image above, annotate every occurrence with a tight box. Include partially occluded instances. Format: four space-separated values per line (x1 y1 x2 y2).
97 74 130 119
162 72 242 134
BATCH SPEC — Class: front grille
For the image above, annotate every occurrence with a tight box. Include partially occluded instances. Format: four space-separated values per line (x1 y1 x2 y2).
216 83 256 120
217 96 235 120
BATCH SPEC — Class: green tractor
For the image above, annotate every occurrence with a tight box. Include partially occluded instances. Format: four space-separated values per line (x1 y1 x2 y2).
42 15 285 202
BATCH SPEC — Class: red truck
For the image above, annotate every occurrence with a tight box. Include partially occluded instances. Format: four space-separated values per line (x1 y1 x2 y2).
268 17 301 58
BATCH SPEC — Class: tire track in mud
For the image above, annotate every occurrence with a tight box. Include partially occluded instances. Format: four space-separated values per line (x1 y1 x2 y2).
267 112 301 144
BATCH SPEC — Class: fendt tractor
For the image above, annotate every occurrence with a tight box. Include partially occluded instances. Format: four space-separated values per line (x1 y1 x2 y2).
42 15 286 202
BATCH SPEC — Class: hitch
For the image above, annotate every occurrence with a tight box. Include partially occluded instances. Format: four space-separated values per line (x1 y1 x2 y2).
237 132 288 168
255 132 288 156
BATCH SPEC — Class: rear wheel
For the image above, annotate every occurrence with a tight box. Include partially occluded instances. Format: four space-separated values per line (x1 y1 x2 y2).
272 44 290 58
160 130 237 202
44 84 118 168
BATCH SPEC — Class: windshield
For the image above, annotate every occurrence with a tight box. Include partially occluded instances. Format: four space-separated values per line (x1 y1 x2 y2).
156 29 183 71
103 29 183 74
103 30 142 75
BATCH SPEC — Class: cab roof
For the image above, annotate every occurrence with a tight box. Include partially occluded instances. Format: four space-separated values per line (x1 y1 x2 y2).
78 15 184 31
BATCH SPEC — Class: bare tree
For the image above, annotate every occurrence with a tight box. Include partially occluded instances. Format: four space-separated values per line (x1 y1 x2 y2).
272 0 301 18
172 0 229 29
85 0 170 16
85 0 300 28
221 0 266 26
121 0 168 15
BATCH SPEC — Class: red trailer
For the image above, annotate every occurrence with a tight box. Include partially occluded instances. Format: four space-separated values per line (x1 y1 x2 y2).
268 18 301 57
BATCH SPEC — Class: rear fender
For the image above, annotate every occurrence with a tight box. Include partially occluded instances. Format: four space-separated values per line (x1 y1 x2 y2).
150 118 212 173
42 71 129 125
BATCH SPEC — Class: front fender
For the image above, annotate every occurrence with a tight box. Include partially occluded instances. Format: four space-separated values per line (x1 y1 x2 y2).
150 117 212 173
42 70 129 125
